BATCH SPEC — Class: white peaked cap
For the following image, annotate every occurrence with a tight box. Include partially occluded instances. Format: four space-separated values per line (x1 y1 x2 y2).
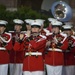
62 24 73 29
31 20 42 26
13 19 24 25
25 19 34 25
35 19 45 25
51 20 62 26
0 20 8 26
48 18 57 22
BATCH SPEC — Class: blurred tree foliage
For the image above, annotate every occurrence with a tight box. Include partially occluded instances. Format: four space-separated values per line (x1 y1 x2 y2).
0 5 53 31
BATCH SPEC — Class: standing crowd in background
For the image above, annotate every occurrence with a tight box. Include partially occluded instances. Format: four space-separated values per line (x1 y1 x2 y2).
0 18 75 75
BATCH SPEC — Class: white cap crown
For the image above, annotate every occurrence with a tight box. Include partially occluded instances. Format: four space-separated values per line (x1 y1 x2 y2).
51 20 62 26
30 20 42 26
62 24 73 29
48 18 57 22
13 19 24 25
35 19 45 25
24 19 34 25
0 20 8 26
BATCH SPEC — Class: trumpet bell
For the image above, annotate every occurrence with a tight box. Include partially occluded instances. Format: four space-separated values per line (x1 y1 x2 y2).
51 1 73 22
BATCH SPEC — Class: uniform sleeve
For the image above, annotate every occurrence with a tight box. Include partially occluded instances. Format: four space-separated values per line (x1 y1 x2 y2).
13 34 26 51
60 38 68 50
13 41 24 51
56 33 68 50
30 38 46 50
71 40 75 53
5 40 13 50
4 33 13 50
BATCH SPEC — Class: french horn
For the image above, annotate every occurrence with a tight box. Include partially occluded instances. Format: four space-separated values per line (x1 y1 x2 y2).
51 1 73 22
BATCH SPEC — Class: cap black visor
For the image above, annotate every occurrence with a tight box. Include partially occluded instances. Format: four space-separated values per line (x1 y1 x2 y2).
0 24 6 27
31 25 41 28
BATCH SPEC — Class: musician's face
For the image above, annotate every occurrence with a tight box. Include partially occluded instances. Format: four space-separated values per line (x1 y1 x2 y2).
49 22 52 26
26 25 31 30
14 25 22 32
52 27 60 34
64 30 72 36
0 26 6 33
31 27 40 33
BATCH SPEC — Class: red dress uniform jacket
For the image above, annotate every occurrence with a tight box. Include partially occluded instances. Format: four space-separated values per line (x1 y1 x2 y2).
40 29 50 59
0 32 12 64
9 31 24 63
13 34 46 71
45 32 68 66
64 36 75 65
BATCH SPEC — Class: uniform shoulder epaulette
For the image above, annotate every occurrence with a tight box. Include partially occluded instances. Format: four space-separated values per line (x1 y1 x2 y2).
40 35 47 39
48 32 53 35
44 28 50 33
5 32 12 36
60 32 67 37
46 32 52 36
71 35 75 39
60 32 67 43
44 28 51 36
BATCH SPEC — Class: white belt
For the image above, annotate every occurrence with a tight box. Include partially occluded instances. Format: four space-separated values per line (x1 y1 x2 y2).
0 47 6 50
25 52 42 56
48 48 62 52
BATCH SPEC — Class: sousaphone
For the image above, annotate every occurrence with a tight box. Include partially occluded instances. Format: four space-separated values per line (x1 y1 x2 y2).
51 0 73 22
